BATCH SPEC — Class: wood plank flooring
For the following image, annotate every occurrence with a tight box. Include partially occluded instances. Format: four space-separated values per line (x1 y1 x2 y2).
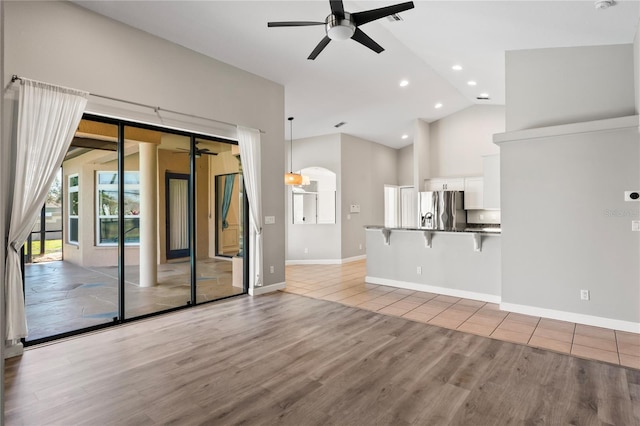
5 292 640 425
285 261 640 369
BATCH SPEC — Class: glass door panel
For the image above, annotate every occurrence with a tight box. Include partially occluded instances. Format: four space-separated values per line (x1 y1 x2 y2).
195 140 244 303
124 128 192 318
24 118 120 342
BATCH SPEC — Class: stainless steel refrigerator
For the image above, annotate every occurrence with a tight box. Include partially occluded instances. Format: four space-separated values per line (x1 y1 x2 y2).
418 191 467 230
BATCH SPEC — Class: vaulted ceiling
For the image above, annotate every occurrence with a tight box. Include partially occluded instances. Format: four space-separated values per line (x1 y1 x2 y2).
74 1 640 148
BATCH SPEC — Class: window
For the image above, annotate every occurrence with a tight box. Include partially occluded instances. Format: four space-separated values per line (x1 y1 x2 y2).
96 171 140 245
68 174 79 244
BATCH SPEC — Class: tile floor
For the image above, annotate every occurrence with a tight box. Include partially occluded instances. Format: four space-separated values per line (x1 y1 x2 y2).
24 258 242 341
284 260 640 370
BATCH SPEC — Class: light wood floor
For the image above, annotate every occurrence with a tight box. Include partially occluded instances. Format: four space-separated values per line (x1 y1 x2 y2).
5 291 640 425
285 260 640 370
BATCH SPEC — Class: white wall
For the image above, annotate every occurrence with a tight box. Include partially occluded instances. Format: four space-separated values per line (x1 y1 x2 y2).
429 105 504 177
506 44 635 132
341 134 398 260
3 1 285 286
397 145 413 186
286 134 341 262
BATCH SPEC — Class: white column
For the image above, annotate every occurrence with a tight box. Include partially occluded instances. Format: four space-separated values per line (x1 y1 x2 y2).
413 119 431 192
139 142 158 287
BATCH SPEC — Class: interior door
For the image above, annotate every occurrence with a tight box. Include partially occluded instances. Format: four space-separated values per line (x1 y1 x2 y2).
166 172 190 259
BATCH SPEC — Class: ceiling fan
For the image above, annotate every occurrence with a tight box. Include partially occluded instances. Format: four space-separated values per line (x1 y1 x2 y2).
174 147 218 157
268 0 415 60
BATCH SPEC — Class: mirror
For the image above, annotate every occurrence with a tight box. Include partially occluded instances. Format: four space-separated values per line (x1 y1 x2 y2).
292 167 336 224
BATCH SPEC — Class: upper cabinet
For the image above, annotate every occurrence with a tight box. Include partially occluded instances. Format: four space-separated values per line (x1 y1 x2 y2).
463 177 484 210
483 154 500 210
424 178 464 192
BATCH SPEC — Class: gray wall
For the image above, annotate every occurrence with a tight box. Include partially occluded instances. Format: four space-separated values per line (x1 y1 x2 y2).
0 0 5 414
366 230 501 300
506 44 636 132
633 22 640 114
287 134 341 261
501 42 639 325
341 134 397 259
3 1 286 286
499 125 639 323
429 105 504 177
285 133 397 262
397 145 413 186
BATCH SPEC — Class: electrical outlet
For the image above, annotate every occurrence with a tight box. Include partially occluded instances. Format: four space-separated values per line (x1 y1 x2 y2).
269 265 274 274
304 248 308 254
417 266 422 275
632 220 640 232
580 289 590 301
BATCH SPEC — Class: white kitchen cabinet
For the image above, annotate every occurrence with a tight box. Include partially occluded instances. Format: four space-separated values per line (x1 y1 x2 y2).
483 154 500 209
464 177 484 210
424 178 464 192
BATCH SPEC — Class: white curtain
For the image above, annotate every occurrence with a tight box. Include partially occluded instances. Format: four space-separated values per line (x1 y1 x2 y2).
237 126 263 288
5 79 88 340
169 179 189 250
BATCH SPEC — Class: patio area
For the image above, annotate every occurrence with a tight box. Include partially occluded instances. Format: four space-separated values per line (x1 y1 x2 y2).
24 258 243 341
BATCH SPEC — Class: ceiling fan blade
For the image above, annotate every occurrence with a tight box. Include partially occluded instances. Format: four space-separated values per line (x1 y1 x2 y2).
352 1 415 26
351 28 384 54
268 21 325 27
308 36 331 60
329 0 345 18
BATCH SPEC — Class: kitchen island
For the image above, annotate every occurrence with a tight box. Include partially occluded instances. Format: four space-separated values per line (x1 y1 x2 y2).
365 226 501 303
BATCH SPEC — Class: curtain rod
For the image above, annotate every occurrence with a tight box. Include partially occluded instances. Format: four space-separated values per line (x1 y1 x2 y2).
10 74 266 134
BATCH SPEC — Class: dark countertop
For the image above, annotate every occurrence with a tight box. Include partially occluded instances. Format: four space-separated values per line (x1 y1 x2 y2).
364 225 501 235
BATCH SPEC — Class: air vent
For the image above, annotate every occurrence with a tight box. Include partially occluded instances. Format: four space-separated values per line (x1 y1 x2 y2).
334 121 347 128
387 13 403 22
476 95 491 101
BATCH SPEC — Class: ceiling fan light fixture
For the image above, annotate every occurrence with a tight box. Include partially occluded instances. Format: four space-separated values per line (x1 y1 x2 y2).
326 13 355 41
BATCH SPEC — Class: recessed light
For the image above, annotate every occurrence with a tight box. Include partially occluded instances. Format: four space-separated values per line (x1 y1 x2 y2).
434 103 443 109
467 81 477 86
452 65 462 71
399 80 409 87
401 134 409 139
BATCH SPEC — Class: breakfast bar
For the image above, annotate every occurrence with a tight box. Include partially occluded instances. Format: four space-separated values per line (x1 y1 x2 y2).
365 226 502 303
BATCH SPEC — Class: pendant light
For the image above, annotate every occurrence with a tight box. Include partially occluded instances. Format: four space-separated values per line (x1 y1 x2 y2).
284 116 303 185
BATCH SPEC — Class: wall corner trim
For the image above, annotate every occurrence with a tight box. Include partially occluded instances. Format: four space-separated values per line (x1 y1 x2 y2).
493 115 639 145
249 282 286 296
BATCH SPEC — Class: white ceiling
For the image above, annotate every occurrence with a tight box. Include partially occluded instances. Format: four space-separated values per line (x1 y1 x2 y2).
74 0 640 149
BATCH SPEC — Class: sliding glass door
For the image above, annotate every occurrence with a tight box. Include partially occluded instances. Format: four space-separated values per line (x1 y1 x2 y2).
23 115 247 345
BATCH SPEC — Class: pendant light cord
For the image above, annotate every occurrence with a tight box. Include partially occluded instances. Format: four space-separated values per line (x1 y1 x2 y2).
288 117 294 173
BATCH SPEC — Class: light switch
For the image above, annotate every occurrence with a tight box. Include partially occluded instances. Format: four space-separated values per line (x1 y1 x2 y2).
264 216 275 225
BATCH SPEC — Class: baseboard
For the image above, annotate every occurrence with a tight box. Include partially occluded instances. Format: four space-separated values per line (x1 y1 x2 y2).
341 255 366 264
365 276 501 304
250 281 286 296
500 302 640 334
4 341 24 359
286 255 366 266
